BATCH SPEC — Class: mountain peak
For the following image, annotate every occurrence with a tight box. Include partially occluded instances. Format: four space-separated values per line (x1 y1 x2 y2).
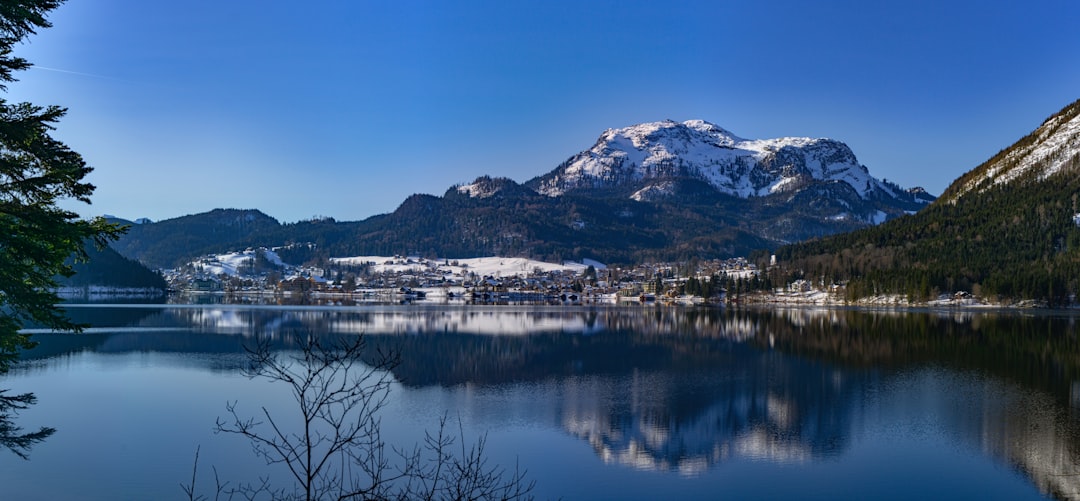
681 119 743 139
599 119 743 149
529 119 910 206
453 176 535 200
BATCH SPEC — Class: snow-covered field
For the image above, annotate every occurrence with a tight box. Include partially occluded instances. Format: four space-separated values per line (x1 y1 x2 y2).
193 250 258 276
329 256 604 278
184 251 604 289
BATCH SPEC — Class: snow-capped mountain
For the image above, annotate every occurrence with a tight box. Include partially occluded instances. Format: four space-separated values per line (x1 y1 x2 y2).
942 100 1080 203
114 120 945 267
444 119 935 249
527 120 924 214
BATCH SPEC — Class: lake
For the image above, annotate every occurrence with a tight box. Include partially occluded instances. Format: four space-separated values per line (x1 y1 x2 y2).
2 303 1079 500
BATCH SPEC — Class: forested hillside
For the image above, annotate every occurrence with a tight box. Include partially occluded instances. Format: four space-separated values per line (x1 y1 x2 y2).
111 182 857 268
775 98 1080 304
109 209 284 268
63 244 167 290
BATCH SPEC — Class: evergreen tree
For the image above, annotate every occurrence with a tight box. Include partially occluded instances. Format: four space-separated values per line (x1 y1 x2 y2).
0 0 122 370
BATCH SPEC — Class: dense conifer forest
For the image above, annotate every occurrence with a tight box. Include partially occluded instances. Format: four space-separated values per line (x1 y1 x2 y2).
774 99 1080 304
63 244 168 290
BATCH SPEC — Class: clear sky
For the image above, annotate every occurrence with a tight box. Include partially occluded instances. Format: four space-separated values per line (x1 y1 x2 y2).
9 0 1080 223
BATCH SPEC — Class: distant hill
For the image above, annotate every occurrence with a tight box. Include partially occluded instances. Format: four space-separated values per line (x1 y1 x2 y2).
62 243 168 291
109 209 283 268
110 121 932 268
774 98 1080 304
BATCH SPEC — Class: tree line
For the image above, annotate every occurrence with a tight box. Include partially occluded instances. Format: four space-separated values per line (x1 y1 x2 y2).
772 144 1080 304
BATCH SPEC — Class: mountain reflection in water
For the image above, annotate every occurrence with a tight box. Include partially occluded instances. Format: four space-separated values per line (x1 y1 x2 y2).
22 305 1080 499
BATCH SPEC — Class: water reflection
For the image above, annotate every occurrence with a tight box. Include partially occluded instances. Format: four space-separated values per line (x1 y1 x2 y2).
21 305 1080 498
0 317 59 460
757 308 1080 499
0 389 55 459
553 353 861 475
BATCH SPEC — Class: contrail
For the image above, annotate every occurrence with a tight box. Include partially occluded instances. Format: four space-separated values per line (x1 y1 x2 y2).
30 65 122 81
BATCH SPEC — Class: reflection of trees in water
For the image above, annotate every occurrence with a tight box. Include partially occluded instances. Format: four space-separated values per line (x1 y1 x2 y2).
354 309 770 387
758 308 1080 500
124 306 764 340
375 307 1080 492
755 309 1080 403
0 390 54 459
20 305 1080 496
353 309 868 474
898 368 1080 500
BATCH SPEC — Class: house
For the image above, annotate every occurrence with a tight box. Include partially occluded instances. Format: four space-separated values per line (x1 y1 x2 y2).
189 278 220 292
789 279 812 293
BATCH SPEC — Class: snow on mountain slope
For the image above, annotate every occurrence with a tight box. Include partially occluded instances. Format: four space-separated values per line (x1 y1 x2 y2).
453 175 538 200
945 99 1080 202
190 248 284 277
330 256 599 278
193 251 256 276
532 119 892 200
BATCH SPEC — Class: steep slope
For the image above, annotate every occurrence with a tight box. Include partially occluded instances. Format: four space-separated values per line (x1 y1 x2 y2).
775 98 1080 304
941 99 1080 203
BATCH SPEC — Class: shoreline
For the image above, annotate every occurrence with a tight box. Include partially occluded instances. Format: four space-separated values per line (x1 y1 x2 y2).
733 290 1057 310
53 284 1071 311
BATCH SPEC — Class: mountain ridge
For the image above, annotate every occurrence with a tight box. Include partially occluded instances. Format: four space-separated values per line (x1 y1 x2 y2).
110 119 935 268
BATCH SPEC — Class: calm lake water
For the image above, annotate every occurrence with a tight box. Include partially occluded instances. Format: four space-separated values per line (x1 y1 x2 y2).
3 303 1080 500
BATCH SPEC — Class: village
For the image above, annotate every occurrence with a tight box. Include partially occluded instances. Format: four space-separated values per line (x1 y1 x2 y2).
158 247 1008 308
163 248 767 304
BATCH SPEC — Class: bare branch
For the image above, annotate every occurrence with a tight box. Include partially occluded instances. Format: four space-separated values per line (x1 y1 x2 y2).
191 330 534 500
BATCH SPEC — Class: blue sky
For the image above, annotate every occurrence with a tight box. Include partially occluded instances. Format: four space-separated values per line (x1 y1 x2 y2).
10 0 1080 223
